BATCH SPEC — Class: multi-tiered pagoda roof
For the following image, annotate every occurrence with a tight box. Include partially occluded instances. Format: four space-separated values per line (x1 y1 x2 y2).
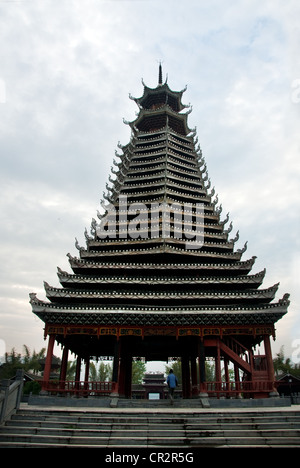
30 66 289 346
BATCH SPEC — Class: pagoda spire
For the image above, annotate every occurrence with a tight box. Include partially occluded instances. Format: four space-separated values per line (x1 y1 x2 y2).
158 61 163 86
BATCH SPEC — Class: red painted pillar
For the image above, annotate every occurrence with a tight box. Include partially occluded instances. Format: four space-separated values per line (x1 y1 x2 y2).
124 356 132 399
198 338 207 394
191 356 198 396
118 355 132 399
75 356 81 393
118 342 126 398
84 358 90 382
111 338 120 396
59 345 69 390
187 356 192 398
84 358 90 394
215 338 222 397
181 355 190 398
118 357 126 397
42 334 55 391
181 356 186 398
264 335 278 395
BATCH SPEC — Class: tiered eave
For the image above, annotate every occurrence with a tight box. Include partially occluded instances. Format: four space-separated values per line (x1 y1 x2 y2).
30 68 290 339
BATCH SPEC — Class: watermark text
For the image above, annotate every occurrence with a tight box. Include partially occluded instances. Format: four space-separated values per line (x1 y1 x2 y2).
96 196 204 250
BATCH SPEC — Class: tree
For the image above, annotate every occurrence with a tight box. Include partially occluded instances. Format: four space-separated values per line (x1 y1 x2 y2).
66 360 77 380
89 361 98 381
89 361 112 381
205 360 216 381
0 346 46 379
23 380 41 395
132 361 146 384
27 347 46 374
165 360 216 384
98 362 112 381
0 348 23 379
273 346 300 377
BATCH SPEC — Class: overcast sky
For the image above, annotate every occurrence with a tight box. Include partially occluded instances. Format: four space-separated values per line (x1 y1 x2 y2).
0 0 299 367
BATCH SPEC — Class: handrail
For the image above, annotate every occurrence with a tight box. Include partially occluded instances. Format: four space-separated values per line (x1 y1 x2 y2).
41 379 274 399
206 379 273 398
223 337 250 361
43 380 117 396
0 369 24 424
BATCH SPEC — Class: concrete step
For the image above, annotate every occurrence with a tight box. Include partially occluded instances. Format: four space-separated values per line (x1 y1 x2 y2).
117 399 199 408
1 434 300 448
9 412 300 426
10 407 300 419
0 407 299 448
2 424 300 438
7 418 300 431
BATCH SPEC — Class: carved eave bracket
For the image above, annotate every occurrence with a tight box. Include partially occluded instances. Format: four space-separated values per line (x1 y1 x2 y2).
29 292 37 304
220 212 230 226
278 293 290 306
75 237 85 252
230 230 240 243
237 241 248 255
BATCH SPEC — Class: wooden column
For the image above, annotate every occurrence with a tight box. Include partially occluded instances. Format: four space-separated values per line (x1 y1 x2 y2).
124 356 132 399
59 345 69 390
84 358 90 392
264 334 278 395
118 363 125 397
118 340 127 398
75 355 81 392
181 355 191 398
116 338 133 399
111 338 120 396
42 334 55 391
198 338 207 394
181 355 186 398
112 339 120 382
118 355 132 398
191 355 198 396
215 338 222 397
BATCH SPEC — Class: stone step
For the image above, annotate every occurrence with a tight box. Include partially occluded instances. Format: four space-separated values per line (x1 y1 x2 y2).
7 418 300 431
11 408 300 420
117 399 201 408
0 433 300 448
1 407 299 448
2 424 300 439
9 413 300 430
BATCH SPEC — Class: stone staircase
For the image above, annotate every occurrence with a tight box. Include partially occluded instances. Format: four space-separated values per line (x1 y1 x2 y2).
0 406 300 448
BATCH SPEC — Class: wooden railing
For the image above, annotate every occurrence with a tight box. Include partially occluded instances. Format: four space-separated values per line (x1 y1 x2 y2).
222 337 251 363
41 379 274 399
206 380 273 398
43 380 117 396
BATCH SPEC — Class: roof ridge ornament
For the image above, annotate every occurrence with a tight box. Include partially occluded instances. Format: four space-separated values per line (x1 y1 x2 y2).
157 61 168 86
158 61 163 85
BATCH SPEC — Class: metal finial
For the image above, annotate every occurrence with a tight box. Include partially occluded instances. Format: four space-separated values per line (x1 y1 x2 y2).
158 61 163 85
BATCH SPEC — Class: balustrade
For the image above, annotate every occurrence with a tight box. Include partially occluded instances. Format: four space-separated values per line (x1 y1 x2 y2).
43 380 117 397
42 379 273 399
206 380 273 398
